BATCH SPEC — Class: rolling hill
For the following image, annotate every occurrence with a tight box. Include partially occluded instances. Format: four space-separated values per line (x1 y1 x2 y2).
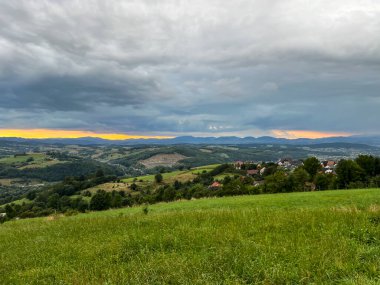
0 189 379 284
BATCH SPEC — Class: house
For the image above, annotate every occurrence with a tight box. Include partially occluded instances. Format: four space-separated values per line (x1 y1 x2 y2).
260 167 266 175
234 161 244 169
322 160 336 168
209 181 222 190
253 181 265 187
246 169 259 176
327 160 336 167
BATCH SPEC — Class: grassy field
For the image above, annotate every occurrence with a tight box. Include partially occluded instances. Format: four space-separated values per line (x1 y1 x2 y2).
87 169 199 193
0 153 46 164
118 164 220 186
0 153 63 169
19 160 63 169
1 189 379 284
191 164 221 174
122 170 194 183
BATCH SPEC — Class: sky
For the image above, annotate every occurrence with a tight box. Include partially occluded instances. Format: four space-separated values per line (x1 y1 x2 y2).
0 0 379 139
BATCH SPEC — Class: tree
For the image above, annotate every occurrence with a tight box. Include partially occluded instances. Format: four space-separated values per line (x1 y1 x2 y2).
130 183 138 191
355 155 379 177
173 180 181 190
155 173 163 183
336 160 365 189
222 179 247 195
264 171 290 193
95 169 104 178
71 197 88 212
162 186 176 202
110 191 122 208
90 190 111 211
303 157 322 178
5 204 15 219
26 190 37 200
77 199 89 212
26 157 34 163
59 196 72 211
47 193 60 209
291 167 309 191
314 173 330 190
262 163 278 177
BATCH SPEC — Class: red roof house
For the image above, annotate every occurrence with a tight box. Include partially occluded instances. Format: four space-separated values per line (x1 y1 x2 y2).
209 181 222 189
247 169 259 176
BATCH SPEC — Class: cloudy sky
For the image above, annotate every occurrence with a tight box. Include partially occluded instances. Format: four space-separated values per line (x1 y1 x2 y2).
0 0 379 139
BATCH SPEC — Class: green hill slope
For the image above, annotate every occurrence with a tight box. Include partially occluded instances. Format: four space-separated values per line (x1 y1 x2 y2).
1 189 379 284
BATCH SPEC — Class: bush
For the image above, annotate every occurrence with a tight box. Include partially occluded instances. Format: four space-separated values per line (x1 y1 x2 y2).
90 190 111 211
155 173 163 183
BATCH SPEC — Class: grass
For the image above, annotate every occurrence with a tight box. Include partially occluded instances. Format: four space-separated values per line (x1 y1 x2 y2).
122 170 189 183
3 198 32 206
1 189 380 284
0 153 64 169
85 182 131 194
214 173 236 180
191 164 221 175
119 164 220 186
0 178 14 186
0 153 46 164
97 165 220 192
19 160 63 169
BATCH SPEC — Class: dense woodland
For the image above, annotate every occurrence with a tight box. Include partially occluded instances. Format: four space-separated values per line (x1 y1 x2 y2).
0 160 123 182
1 154 380 223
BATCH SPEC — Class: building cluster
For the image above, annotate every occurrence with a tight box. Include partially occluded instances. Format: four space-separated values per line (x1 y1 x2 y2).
320 160 337 174
276 158 303 171
209 158 338 189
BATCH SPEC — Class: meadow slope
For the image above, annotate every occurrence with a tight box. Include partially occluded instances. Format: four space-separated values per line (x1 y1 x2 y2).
1 189 380 284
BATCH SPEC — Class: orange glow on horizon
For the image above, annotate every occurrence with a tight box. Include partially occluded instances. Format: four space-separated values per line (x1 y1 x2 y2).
0 129 173 140
272 130 352 139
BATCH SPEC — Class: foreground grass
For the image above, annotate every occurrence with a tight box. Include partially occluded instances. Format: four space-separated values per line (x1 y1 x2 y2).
1 189 380 284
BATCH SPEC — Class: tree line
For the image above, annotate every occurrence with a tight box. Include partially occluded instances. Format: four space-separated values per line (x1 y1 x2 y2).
1 155 380 223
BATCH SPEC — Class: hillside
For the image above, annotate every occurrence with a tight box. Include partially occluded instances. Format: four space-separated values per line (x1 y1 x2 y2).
0 189 379 284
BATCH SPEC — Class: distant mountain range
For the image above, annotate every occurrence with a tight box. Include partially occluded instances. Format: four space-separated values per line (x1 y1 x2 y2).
1 135 380 147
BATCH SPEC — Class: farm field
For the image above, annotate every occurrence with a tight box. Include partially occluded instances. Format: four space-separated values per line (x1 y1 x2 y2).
0 153 46 164
110 164 221 188
121 169 194 183
0 153 64 169
86 164 221 193
0 189 379 284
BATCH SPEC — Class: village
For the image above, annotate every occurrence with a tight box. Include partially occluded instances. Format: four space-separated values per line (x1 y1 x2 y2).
208 158 338 190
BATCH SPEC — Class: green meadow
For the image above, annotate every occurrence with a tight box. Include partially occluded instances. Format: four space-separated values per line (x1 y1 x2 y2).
121 164 220 184
1 189 380 284
0 153 62 169
0 153 46 164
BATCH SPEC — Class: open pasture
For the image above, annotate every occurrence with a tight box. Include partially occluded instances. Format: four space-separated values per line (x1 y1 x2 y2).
1 189 379 284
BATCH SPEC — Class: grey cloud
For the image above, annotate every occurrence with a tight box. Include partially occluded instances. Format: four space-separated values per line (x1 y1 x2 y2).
0 72 162 111
0 0 379 136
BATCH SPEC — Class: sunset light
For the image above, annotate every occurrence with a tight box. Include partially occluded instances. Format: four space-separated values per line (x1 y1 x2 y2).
0 129 172 140
271 130 352 139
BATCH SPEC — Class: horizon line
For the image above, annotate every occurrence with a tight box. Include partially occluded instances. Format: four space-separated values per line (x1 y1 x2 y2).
0 128 354 141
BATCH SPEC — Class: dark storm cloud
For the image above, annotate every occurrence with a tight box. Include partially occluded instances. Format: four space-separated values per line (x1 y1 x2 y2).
0 73 161 111
0 0 380 136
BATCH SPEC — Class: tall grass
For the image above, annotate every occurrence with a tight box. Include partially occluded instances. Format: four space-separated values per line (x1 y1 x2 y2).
1 189 379 284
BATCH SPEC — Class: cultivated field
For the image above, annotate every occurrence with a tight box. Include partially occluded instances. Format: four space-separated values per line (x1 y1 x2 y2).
0 153 46 164
0 189 379 284
85 164 221 193
0 153 63 169
140 153 187 168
